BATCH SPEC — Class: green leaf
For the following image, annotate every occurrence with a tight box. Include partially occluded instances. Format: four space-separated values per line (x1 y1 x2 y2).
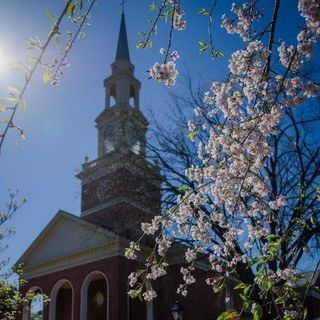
198 41 208 54
199 8 209 15
265 234 279 240
20 99 27 112
43 71 51 84
253 304 263 320
149 1 157 12
302 308 308 320
136 39 152 49
135 287 143 300
198 41 207 47
211 50 224 60
6 95 19 102
27 37 41 50
217 310 240 320
46 9 56 22
54 34 59 46
213 283 224 293
178 185 192 192
244 285 251 295
7 86 21 95
234 282 249 290
67 3 77 17
26 56 38 63
78 31 86 39
217 312 228 320
0 98 5 112
136 40 145 48
187 131 196 140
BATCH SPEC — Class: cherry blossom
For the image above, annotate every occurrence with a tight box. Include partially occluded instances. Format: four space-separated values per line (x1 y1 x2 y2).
143 289 157 301
149 61 178 87
129 1 320 317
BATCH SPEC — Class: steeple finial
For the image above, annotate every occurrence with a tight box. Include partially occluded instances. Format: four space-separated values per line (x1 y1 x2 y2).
115 7 130 62
120 0 126 13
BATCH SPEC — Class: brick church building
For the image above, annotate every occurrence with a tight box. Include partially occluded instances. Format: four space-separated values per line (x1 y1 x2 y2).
16 11 229 320
15 10 320 320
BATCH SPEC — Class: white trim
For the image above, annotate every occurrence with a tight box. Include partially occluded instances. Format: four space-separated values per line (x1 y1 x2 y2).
22 242 119 279
127 282 153 320
80 270 109 320
15 210 120 269
147 300 154 320
49 279 74 320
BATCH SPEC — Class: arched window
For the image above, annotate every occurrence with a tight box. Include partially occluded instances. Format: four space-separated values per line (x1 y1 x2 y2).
127 282 153 320
129 85 136 108
129 97 135 107
49 279 74 320
30 292 44 320
22 287 44 320
110 96 116 107
110 85 116 107
80 271 109 320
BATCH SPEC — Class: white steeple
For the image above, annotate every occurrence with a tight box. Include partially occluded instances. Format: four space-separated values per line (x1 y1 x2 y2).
103 11 140 109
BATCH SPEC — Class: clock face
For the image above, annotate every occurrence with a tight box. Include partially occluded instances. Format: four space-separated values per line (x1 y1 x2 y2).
104 126 115 154
96 182 108 202
104 140 115 154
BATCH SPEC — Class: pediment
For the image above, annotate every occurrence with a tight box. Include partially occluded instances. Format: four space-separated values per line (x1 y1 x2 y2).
17 210 119 271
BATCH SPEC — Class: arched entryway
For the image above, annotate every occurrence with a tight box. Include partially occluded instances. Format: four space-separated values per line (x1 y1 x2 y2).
49 279 73 320
127 283 153 320
80 271 109 320
22 286 44 320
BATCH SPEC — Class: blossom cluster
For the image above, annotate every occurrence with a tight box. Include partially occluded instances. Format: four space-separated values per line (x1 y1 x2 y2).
148 0 185 86
173 9 186 31
49 57 70 86
129 1 320 314
221 1 262 41
298 0 320 33
149 50 179 87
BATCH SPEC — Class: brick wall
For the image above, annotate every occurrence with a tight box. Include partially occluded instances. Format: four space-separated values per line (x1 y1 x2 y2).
19 255 233 320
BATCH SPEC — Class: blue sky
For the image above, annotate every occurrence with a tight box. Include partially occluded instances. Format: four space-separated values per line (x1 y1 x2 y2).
0 0 303 268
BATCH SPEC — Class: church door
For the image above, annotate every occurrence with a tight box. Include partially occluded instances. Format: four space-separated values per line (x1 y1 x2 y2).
55 282 73 320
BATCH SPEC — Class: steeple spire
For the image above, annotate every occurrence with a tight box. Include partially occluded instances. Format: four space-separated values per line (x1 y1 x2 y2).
115 11 130 62
103 7 140 109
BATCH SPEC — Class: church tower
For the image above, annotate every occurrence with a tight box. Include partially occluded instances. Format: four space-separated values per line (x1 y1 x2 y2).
16 11 231 320
77 12 161 240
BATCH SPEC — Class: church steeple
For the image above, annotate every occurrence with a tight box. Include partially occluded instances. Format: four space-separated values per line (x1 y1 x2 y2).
115 11 130 62
77 11 161 236
103 11 140 110
95 11 145 158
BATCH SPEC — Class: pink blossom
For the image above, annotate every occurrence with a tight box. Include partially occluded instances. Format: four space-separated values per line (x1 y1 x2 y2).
173 9 186 30
149 61 178 87
170 50 180 61
298 0 320 34
143 289 157 301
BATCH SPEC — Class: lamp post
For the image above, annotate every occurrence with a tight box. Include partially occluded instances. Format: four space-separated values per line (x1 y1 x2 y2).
170 301 184 320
